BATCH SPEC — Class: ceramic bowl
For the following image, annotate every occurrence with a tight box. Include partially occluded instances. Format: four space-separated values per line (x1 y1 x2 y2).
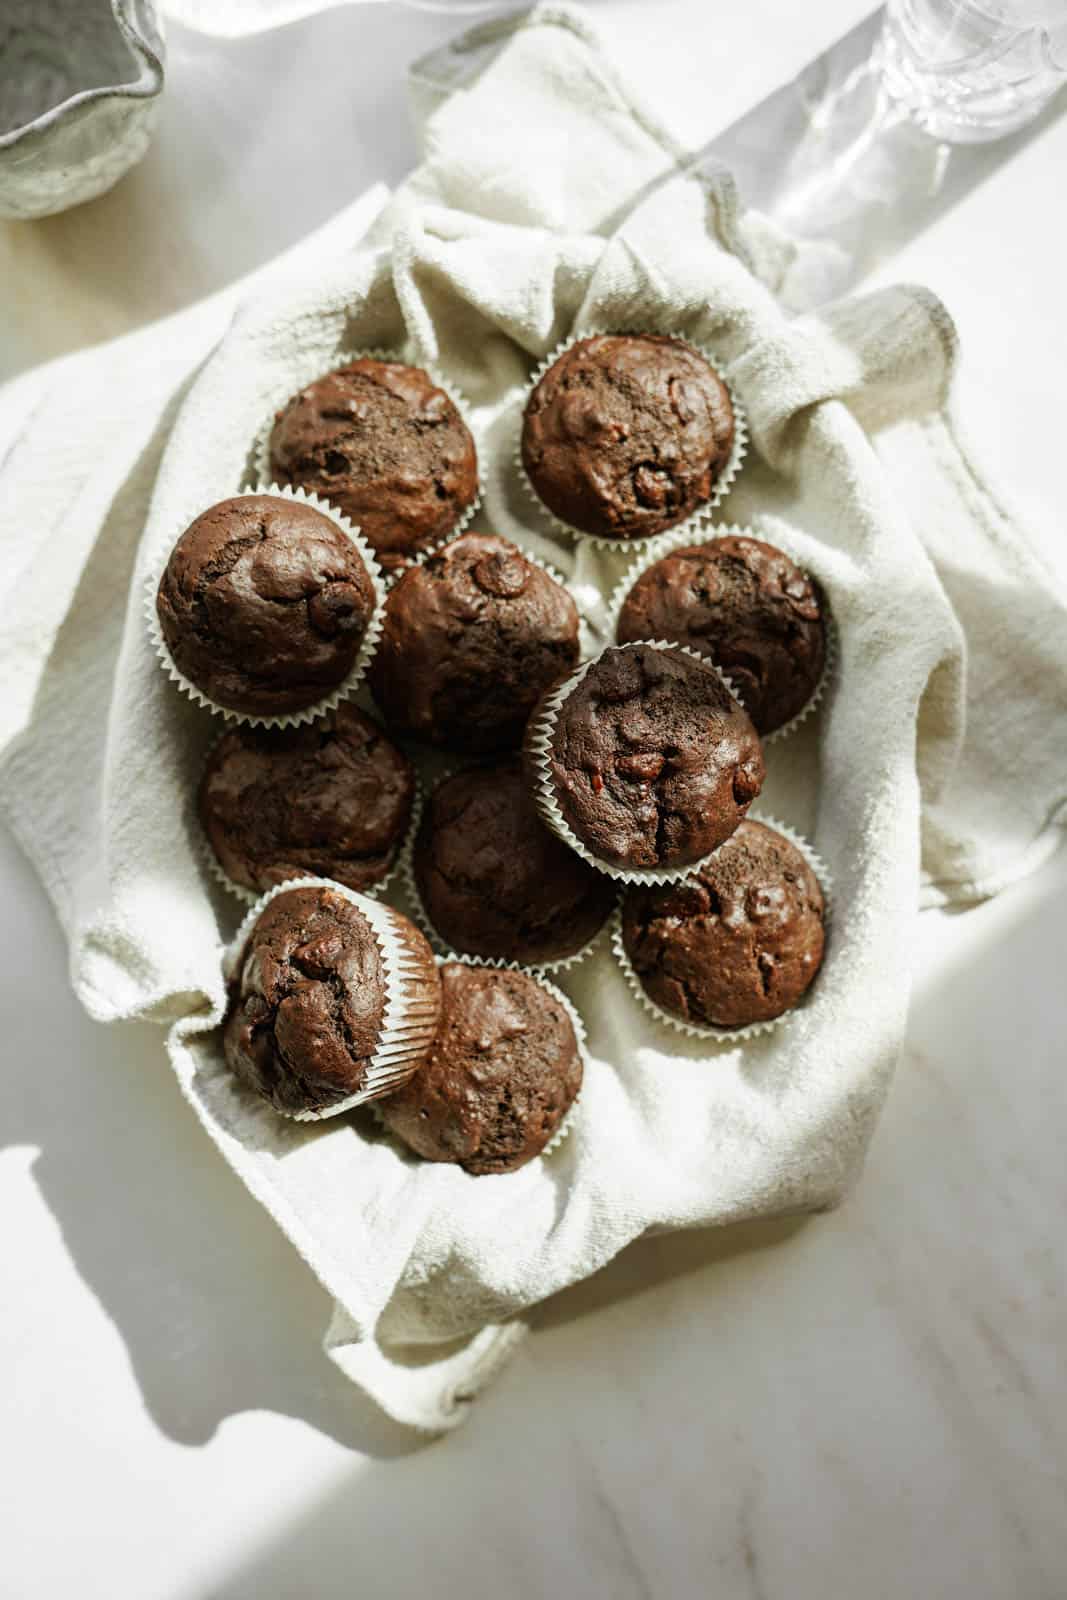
0 0 165 221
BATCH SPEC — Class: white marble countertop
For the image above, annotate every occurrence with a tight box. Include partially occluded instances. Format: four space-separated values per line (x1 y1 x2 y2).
2 5 1065 1597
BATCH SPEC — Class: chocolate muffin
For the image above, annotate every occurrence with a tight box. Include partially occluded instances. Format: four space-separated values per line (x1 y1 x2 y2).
378 962 583 1175
155 494 376 719
199 705 415 897
521 334 736 541
413 762 616 966
368 531 580 755
620 820 826 1030
224 884 440 1117
268 358 479 575
616 535 827 735
527 643 764 874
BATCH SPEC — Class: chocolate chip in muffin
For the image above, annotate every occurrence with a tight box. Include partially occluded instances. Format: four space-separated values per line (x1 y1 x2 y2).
521 334 735 541
616 535 827 735
527 642 764 873
155 494 375 718
199 704 415 897
268 358 479 575
413 762 616 966
368 531 580 755
620 819 826 1029
378 962 582 1175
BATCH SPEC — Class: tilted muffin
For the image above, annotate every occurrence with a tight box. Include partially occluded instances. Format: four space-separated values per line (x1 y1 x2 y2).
620 820 826 1030
155 494 377 719
224 883 440 1117
412 762 616 966
368 531 580 755
525 642 764 876
378 962 583 1175
521 334 736 541
199 705 415 898
268 358 479 575
616 534 827 735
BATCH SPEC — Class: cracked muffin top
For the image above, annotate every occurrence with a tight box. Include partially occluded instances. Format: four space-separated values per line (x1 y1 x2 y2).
521 334 735 541
413 761 615 966
155 494 376 717
368 531 580 755
616 534 827 735
224 883 388 1116
620 820 826 1029
199 704 415 897
268 358 479 575
378 962 583 1175
528 643 764 873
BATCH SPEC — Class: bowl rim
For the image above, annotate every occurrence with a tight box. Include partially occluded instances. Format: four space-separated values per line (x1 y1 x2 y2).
0 0 164 152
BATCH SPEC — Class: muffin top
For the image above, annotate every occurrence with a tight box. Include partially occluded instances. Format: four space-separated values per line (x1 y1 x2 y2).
268 358 479 575
521 334 735 541
378 963 583 1175
199 705 415 897
224 884 387 1116
621 820 826 1029
155 494 375 718
413 762 616 966
616 535 827 735
530 643 764 872
368 531 580 755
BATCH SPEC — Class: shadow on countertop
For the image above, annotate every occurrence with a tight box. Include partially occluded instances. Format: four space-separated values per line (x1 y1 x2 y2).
0 825 418 1459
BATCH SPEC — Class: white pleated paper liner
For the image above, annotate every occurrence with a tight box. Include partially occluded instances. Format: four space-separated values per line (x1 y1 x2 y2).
199 735 422 907
610 814 834 1045
371 953 588 1165
250 348 485 582
396 775 614 976
223 875 440 1120
524 639 753 887
514 329 748 553
146 484 386 730
605 522 838 747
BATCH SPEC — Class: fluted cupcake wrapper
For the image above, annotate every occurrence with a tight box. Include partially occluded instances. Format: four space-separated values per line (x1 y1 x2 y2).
250 348 484 585
514 328 748 552
523 639 751 886
145 484 386 730
200 747 422 908
609 813 834 1044
605 521 838 746
371 952 587 1162
396 781 613 976
224 875 441 1119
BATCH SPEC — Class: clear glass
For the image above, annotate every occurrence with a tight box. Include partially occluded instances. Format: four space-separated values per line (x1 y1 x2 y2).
881 0 1067 142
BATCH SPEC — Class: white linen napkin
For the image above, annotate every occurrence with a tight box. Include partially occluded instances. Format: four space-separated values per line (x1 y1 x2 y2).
2 3 1064 1432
